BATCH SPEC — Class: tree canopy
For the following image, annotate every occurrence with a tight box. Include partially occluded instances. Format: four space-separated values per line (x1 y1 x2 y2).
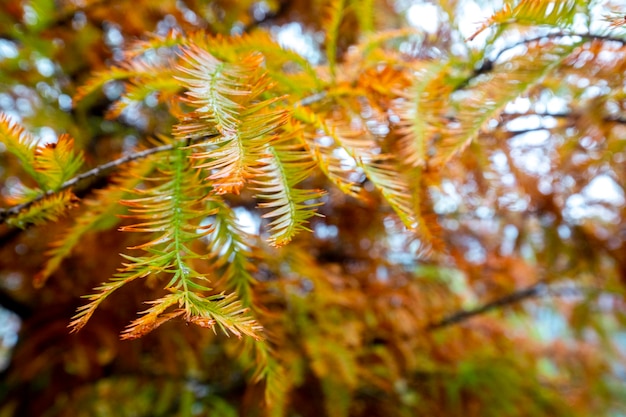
0 0 626 416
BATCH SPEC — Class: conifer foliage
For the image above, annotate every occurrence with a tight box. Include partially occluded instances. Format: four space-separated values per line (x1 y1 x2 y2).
1 0 626 416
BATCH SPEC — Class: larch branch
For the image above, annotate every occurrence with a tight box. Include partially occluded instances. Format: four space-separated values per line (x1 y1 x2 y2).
490 32 626 63
0 136 217 223
0 92 328 225
458 31 626 91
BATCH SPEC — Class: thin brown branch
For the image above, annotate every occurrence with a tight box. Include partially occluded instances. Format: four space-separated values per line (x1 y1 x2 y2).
427 283 545 330
491 32 626 64
502 110 626 125
458 32 626 91
427 282 610 330
0 135 217 224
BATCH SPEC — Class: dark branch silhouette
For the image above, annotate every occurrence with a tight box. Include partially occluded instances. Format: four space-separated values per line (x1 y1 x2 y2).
458 32 626 91
428 283 604 330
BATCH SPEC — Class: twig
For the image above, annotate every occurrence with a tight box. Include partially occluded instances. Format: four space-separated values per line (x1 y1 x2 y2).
490 32 626 64
0 135 217 223
502 110 626 125
458 31 626 91
427 283 545 330
427 283 609 330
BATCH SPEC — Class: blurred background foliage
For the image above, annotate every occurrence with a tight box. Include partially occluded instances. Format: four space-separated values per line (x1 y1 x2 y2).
0 0 626 416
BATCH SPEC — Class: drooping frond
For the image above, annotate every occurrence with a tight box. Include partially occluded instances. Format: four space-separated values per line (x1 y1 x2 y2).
33 134 84 191
120 292 185 340
295 107 363 197
115 148 211 290
175 46 289 194
0 113 40 181
69 146 205 332
297 104 422 231
244 338 288 411
330 121 421 230
395 61 450 168
175 45 251 137
296 87 441 239
468 0 580 41
432 41 577 165
36 158 155 288
360 157 419 228
7 190 78 229
324 0 346 80
70 144 262 339
204 203 285 400
185 292 264 340
205 199 257 306
252 130 326 247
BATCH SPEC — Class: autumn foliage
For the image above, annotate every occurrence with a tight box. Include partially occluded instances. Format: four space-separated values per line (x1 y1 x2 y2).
1 0 626 416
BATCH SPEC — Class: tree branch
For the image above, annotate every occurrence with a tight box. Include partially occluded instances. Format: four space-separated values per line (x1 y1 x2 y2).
490 32 626 64
426 283 606 330
427 283 544 330
502 110 626 125
458 32 626 91
0 135 218 224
